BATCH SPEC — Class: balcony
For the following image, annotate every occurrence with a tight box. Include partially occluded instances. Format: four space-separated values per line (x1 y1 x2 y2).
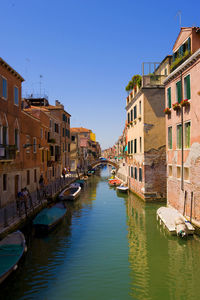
0 145 16 161
142 75 166 87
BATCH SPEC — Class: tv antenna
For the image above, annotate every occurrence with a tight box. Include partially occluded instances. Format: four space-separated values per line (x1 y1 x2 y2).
39 75 43 96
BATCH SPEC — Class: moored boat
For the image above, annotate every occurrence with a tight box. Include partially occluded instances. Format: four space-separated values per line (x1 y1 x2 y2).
76 179 85 187
59 185 81 201
33 203 67 234
109 179 121 187
0 231 27 284
157 207 195 237
116 185 129 193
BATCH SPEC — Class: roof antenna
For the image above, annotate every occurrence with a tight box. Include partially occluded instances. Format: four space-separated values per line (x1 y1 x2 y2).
176 11 182 28
39 75 43 97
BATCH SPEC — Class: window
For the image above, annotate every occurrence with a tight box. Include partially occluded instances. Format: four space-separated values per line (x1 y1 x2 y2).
63 128 65 137
131 109 133 122
128 141 130 154
54 123 59 133
34 169 37 183
176 81 182 103
3 126 7 145
131 166 133 178
167 87 171 108
68 144 70 152
134 167 137 180
177 124 182 149
71 135 75 141
128 112 130 123
134 105 137 119
164 68 167 76
177 166 181 178
184 122 191 148
14 128 19 150
184 167 189 181
2 78 7 99
14 87 19 105
26 135 30 153
168 165 172 177
3 174 7 191
184 74 191 100
131 140 133 154
139 168 142 182
33 138 37 153
139 101 141 115
140 137 142 152
27 170 30 185
41 128 43 139
168 127 172 149
134 139 137 153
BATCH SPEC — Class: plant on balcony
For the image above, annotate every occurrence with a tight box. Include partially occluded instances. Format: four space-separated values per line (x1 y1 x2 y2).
180 99 190 107
125 75 142 92
172 102 181 110
48 138 56 144
170 50 190 71
163 107 171 115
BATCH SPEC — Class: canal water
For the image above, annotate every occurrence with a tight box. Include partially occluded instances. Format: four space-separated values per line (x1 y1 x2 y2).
2 166 200 300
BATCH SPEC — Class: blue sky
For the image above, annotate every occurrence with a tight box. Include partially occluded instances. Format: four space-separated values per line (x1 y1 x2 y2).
1 0 200 149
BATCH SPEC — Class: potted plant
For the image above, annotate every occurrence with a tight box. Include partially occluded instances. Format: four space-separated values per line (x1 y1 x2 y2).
172 102 181 111
181 99 190 107
164 107 171 115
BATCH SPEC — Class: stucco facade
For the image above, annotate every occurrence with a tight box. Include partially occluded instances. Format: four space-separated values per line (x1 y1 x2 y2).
165 27 200 226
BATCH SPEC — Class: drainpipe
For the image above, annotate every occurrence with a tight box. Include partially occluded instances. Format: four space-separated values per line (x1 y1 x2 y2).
181 71 184 191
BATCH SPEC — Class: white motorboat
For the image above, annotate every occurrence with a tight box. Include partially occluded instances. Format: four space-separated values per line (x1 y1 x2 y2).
59 186 81 201
157 207 195 237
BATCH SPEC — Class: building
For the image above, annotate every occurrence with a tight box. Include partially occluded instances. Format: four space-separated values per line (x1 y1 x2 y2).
70 127 101 172
125 59 171 201
164 27 200 226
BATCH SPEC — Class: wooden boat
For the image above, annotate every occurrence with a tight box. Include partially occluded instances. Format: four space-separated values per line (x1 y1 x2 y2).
0 231 27 284
82 176 88 181
157 207 195 237
116 185 129 193
33 202 67 234
59 186 81 200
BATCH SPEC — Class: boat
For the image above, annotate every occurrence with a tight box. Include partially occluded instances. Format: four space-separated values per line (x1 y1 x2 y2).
82 176 88 181
33 202 67 234
59 185 81 201
157 207 195 237
116 185 129 193
0 231 27 284
109 179 121 187
70 182 81 188
76 179 85 187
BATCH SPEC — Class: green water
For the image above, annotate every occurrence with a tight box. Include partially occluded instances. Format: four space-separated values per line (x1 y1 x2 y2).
2 167 200 300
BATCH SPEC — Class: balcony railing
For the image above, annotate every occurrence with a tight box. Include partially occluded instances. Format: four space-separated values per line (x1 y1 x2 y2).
142 75 166 87
0 145 16 161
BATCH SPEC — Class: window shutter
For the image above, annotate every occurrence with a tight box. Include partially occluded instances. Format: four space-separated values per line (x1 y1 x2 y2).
188 37 191 52
176 81 182 103
168 88 171 108
186 75 191 99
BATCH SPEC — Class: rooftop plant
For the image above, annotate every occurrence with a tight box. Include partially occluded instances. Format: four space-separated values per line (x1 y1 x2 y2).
125 75 142 92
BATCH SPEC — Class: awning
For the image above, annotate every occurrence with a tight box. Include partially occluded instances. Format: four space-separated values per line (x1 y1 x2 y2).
124 145 128 152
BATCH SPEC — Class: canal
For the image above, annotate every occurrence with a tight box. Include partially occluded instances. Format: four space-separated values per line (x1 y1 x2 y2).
2 166 200 300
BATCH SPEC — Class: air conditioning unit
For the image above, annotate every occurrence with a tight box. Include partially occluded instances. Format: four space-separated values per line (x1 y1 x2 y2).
0 148 5 157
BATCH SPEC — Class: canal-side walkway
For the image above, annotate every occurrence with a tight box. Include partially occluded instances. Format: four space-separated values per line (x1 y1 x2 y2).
0 175 77 238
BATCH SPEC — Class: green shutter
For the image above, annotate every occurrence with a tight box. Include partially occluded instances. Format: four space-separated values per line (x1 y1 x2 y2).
176 81 182 103
186 75 191 99
188 37 191 52
168 88 171 108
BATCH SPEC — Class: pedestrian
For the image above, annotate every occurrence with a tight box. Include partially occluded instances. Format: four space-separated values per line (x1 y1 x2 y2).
39 174 44 189
62 168 66 180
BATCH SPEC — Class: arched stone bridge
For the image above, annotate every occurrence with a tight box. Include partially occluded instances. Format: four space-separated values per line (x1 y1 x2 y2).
90 159 119 171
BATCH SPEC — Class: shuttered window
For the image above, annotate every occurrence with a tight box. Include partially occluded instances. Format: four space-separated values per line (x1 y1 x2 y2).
139 168 142 182
127 113 130 123
134 105 137 119
176 81 182 103
184 75 191 100
131 167 133 178
128 141 130 154
167 87 171 108
131 109 133 122
134 167 137 180
2 78 7 99
184 122 191 148
177 124 182 149
134 139 137 153
168 127 172 149
131 140 133 154
14 87 19 105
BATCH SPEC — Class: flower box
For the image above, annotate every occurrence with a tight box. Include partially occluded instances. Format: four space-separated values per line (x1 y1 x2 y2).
164 107 171 115
172 102 181 111
181 99 190 107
